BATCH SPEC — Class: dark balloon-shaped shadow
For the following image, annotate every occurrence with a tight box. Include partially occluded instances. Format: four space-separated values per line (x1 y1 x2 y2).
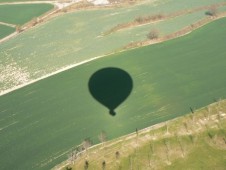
88 67 133 116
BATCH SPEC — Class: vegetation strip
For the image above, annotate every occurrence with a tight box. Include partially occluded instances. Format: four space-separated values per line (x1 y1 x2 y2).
103 2 226 36
123 11 226 50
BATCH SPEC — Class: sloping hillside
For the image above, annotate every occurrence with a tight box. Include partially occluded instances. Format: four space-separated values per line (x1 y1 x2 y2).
58 100 226 170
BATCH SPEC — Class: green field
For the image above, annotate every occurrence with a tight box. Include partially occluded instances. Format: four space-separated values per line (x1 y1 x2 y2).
0 4 54 25
0 24 15 39
1 0 225 94
0 17 226 169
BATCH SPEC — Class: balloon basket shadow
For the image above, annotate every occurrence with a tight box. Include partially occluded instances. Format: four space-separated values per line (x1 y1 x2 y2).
109 110 116 116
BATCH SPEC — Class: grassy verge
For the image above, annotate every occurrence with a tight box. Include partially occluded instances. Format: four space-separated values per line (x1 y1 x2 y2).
60 100 226 170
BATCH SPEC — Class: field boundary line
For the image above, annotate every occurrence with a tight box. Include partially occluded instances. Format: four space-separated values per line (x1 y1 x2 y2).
0 21 16 27
0 53 114 96
0 32 17 43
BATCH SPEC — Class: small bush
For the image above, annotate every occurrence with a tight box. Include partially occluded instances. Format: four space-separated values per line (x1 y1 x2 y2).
66 166 72 170
16 25 22 33
205 5 217 16
147 29 159 40
135 16 144 23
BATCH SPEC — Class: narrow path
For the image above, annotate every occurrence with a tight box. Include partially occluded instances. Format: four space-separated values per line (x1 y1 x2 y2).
0 21 16 27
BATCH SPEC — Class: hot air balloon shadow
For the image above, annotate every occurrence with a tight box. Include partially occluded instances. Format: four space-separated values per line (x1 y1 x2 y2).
88 67 133 116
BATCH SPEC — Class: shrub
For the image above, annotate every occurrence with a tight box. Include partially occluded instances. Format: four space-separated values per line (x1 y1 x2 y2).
205 5 217 16
147 29 159 40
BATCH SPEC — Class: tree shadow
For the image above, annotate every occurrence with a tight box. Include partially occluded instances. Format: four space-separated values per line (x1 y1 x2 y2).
88 67 133 116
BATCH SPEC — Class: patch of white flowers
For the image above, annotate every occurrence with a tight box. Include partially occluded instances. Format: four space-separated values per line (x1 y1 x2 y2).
0 59 30 94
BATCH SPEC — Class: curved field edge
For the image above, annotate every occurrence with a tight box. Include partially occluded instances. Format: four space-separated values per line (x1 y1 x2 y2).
0 17 226 170
57 100 226 170
1 0 226 95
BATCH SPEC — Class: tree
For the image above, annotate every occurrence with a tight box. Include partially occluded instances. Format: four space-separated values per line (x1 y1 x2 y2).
68 150 74 165
129 156 133 170
149 141 154 155
190 133 198 145
190 107 195 123
82 138 92 158
175 133 185 157
163 139 170 162
115 151 120 160
31 17 38 26
135 16 144 23
147 29 159 40
205 5 217 16
61 7 68 13
66 166 72 170
148 153 151 168
165 122 169 134
98 131 107 144
16 25 22 33
190 107 194 113
98 131 107 157
135 128 139 146
206 106 211 120
115 151 120 169
102 160 106 170
183 122 189 133
84 160 89 170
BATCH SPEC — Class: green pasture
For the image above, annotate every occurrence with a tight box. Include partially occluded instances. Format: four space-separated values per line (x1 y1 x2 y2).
0 4 54 25
0 24 15 39
1 0 225 94
0 17 226 169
